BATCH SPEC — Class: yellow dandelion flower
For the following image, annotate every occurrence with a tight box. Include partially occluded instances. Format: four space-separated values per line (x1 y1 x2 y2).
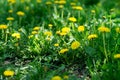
78 26 85 32
68 17 77 22
28 35 34 39
114 54 120 59
8 0 16 4
71 41 80 50
59 32 67 36
98 26 110 32
88 34 98 40
20 0 25 3
32 31 38 35
56 30 61 35
48 24 53 28
37 0 42 3
46 1 52 5
17 11 25 16
3 70 14 77
58 1 66 4
62 27 70 33
14 43 19 46
64 75 69 79
54 1 59 4
58 5 64 9
70 2 76 6
59 48 69 54
0 24 8 29
46 37 51 41
115 27 120 33
33 26 40 31
91 10 95 13
44 31 52 36
54 43 59 47
51 76 62 80
12 33 20 39
72 6 83 10
8 10 13 13
25 6 30 11
6 17 14 21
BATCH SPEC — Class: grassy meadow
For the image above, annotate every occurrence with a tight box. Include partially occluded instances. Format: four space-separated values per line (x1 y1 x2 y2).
1 0 120 80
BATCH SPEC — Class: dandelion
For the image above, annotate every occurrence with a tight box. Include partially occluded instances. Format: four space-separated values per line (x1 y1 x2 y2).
61 27 70 33
3 70 14 77
14 43 19 46
46 1 52 5
17 11 25 16
6 17 14 21
46 37 51 41
64 75 69 79
114 54 120 59
56 30 61 35
8 0 16 4
115 27 120 33
25 6 30 11
58 5 64 9
33 26 40 31
28 35 33 39
58 1 66 4
48 24 53 28
98 26 110 32
31 31 38 35
59 48 69 54
44 31 52 36
88 34 98 40
59 32 67 36
54 43 59 47
70 2 76 6
78 26 85 32
0 24 8 29
71 41 80 50
51 76 62 80
8 10 13 13
72 6 83 10
36 0 42 3
20 0 25 3
91 10 95 13
12 33 20 39
68 17 77 22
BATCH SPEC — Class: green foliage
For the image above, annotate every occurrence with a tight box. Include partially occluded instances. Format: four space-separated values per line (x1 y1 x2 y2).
0 0 120 80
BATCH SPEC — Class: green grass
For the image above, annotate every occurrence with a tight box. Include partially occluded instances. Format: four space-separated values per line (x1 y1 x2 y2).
0 0 120 80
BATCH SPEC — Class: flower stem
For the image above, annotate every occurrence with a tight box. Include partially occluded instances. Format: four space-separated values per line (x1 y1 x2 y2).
103 33 108 62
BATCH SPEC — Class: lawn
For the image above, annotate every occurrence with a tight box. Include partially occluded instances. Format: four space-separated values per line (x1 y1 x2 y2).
0 0 120 80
